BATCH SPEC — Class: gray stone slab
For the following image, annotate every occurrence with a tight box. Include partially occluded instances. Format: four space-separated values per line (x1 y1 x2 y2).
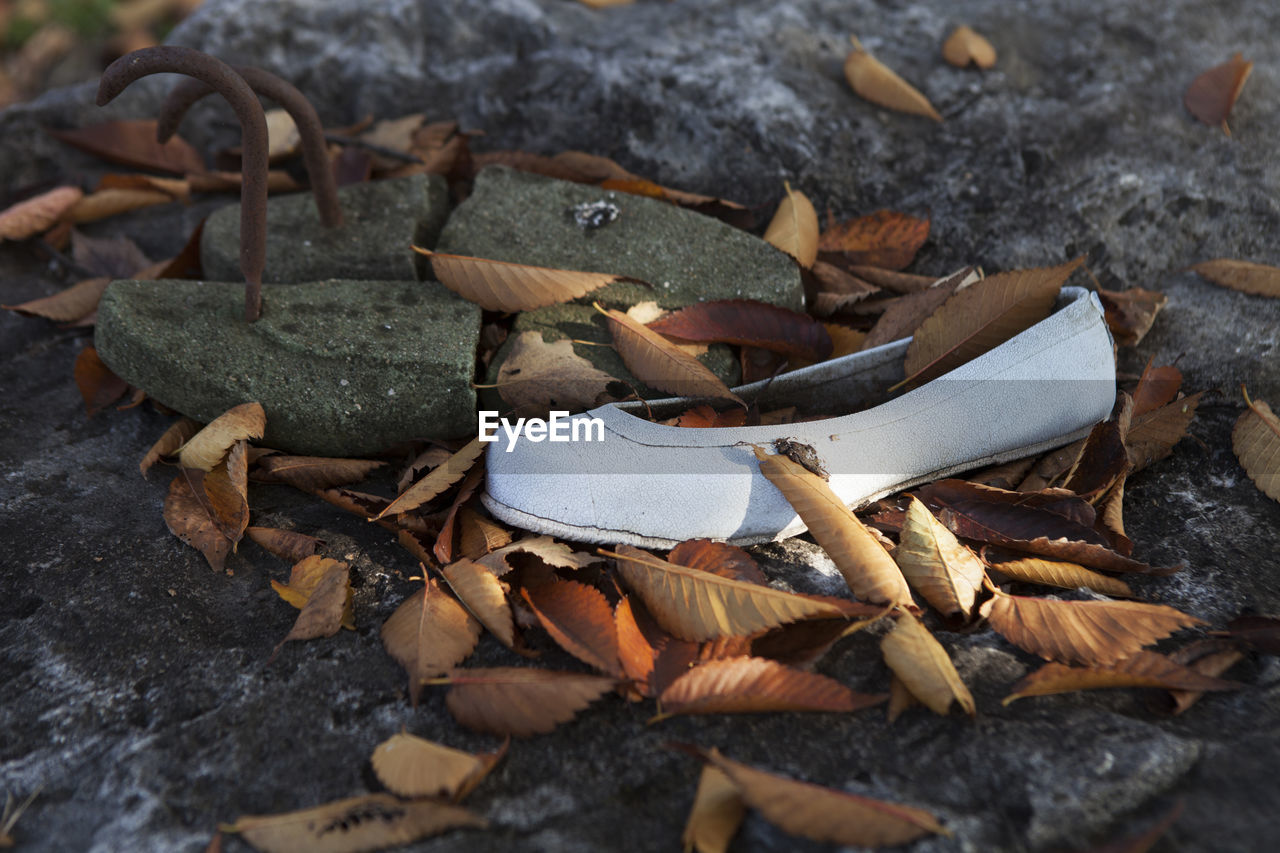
94 279 479 454
200 174 450 284
435 166 804 311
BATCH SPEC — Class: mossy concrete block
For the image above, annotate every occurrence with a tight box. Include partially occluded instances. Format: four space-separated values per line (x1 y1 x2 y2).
435 166 803 311
201 174 450 284
95 279 480 455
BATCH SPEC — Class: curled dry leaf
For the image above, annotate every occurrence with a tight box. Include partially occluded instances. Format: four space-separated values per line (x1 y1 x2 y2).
655 656 883 720
48 120 205 174
163 470 232 571
751 617 870 670
700 748 950 846
646 300 832 362
416 247 625 311
381 579 483 705
1233 389 1280 502
818 209 932 271
1003 651 1242 705
845 264 936 294
246 526 322 564
986 555 1134 598
1162 641 1246 715
522 578 622 676
495 331 618 415
370 732 507 801
664 405 748 429
902 257 1080 386
942 25 996 69
1132 361 1183 416
431 464 485 565
844 37 942 122
763 182 819 268
615 595 659 693
601 304 744 405
270 555 354 630
272 559 351 660
895 496 985 620
375 438 484 519
253 455 384 491
861 268 975 350
880 611 975 716
1126 391 1202 473
608 545 846 642
440 667 617 736
1097 287 1168 347
0 186 84 241
140 418 202 478
886 674 919 723
178 402 265 472
476 534 601 575
67 188 173 224
753 447 913 607
1184 52 1252 133
458 507 513 559
229 793 485 853
1191 259 1280 298
981 591 1202 667
3 276 110 323
74 346 129 416
438 558 515 647
682 765 745 853
668 539 767 585
202 440 250 545
1060 397 1132 503
1216 614 1280 654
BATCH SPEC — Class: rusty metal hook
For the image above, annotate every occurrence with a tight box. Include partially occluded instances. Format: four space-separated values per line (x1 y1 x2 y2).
157 66 343 229
97 46 268 322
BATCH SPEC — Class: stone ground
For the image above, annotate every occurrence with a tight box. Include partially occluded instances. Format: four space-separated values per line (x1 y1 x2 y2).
2 1 1280 851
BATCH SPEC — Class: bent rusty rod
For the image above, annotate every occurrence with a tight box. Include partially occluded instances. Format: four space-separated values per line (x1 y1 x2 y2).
157 67 343 228
97 46 268 322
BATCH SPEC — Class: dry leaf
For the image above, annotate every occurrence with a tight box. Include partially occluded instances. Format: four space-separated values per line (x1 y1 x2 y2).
375 438 484 519
494 331 618 415
843 264 936 293
818 209 932 270
751 617 870 669
186 169 302 194
476 535 600 575
941 25 996 69
986 555 1134 598
1162 641 1246 715
178 402 265 472
140 417 202 478
0 186 83 241
981 591 1202 666
66 187 173 223
655 656 883 720
763 182 818 267
1003 651 1242 705
74 345 128 416
1061 397 1132 502
615 595 659 692
699 748 950 846
754 447 913 607
668 539 768 585
844 37 942 122
1192 259 1280 299
271 559 351 659
203 440 250 545
682 765 745 853
370 732 506 802
1233 389 1280 502
1097 287 1167 347
1215 614 1280 654
645 299 832 362
522 578 622 676
895 496 985 620
254 455 384 491
600 304 744 405
663 405 748 429
246 527 322 564
269 555 352 624
439 667 616 736
229 793 484 853
430 463 484 564
416 247 629 311
458 508 512 559
861 268 975 350
438 557 515 647
1132 361 1183 416
96 172 190 202
1184 52 1252 133
3 276 110 323
608 546 846 641
49 120 205 174
1127 392 1202 473
381 579 483 705
880 611 975 716
163 470 232 571
902 257 1080 386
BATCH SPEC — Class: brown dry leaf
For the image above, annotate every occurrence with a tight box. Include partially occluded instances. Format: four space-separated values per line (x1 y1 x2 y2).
270 555 353 629
682 765 745 853
431 463 484 564
1132 361 1183 416
440 667 617 736
750 617 869 669
942 25 996 69
986 555 1134 598
1215 614 1280 654
763 182 819 268
48 121 205 174
578 0 635 8
861 269 973 350
895 496 985 620
416 247 629 311
458 507 513 559
608 545 846 641
669 539 768 585
1192 258 1280 298
163 470 233 571
438 557 515 647
1097 473 1132 555
1126 392 1202 473
823 323 868 359
600 304 744 405
1184 52 1253 133
246 527 322 564
700 748 950 846
808 261 882 309
476 534 601 575
886 674 919 723
1233 389 1280 502
229 793 485 853
203 440 250 545
381 579 483 705
178 402 265 471
1161 641 1246 715
74 345 129 416
1097 287 1167 347
1061 397 1132 503
754 447 913 607
1003 651 1242 705
375 438 484 519
818 209 932 271
655 656 883 720
97 172 190 202
646 299 832 362
615 595 659 693
880 611 975 716
254 455 384 491
902 257 1080 386
663 405 748 429
980 591 1202 666
522 578 621 676
844 264 936 293
0 186 84 241
271 559 351 659
3 276 110 323
494 331 618 415
70 230 152 279
843 37 942 122
140 417 202 478
370 732 507 802
186 169 302 194
917 478 1096 527
66 188 174 224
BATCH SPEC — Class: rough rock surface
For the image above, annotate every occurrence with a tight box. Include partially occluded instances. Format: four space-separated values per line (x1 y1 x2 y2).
2 1 1280 852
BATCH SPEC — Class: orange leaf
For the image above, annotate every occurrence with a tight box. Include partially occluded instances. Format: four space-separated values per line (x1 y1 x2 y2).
1131 361 1183 416
177 402 265 472
416 247 628 311
645 299 831 361
843 37 942 122
48 120 205 174
600 304 744 405
73 345 128 416
370 732 506 802
271 558 351 659
894 496 985 620
1126 391 1202 473
682 765 745 853
941 25 996 69
1184 53 1252 133
3 276 109 323
202 440 250 546
438 557 516 647
1003 650 1242 705
140 417 203 478
0 186 84 241
246 526 323 564
818 209 931 270
229 793 484 851
381 579 482 705
762 182 818 267
254 455 384 491
1233 388 1280 502
655 656 883 720
375 438 484 519
163 470 233 571
985 554 1133 598
662 404 748 429
668 539 767 585
1191 259 1280 299
521 578 621 676
269 555 353 628
880 610 975 716
439 667 616 736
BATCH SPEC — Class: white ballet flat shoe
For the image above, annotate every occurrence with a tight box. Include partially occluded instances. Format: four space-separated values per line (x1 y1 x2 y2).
481 286 1116 548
